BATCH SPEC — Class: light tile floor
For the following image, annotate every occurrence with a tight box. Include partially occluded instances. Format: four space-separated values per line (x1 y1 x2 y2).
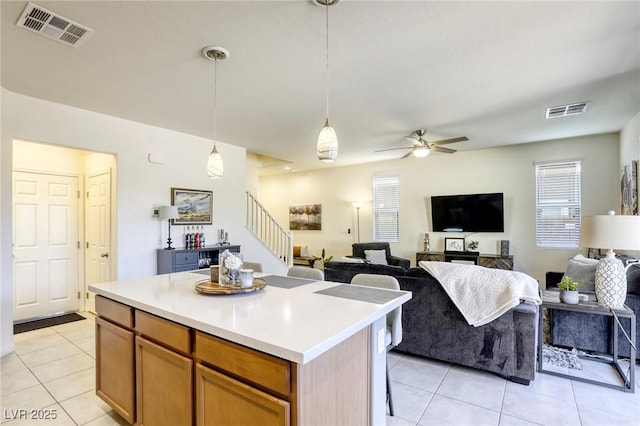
1 313 639 426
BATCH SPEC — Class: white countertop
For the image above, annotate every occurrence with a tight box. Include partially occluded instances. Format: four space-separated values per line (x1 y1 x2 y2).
89 272 411 364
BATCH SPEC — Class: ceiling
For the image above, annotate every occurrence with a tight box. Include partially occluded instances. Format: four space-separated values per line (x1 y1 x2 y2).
2 1 639 175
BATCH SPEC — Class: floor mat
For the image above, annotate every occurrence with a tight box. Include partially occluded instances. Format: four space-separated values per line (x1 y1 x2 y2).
14 313 87 334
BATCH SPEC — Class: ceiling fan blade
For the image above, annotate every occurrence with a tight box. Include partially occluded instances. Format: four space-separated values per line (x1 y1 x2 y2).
430 146 457 154
431 136 468 146
405 136 421 144
375 146 413 153
401 151 414 159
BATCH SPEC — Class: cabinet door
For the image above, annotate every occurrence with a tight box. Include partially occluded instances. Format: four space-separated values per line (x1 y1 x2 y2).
96 317 135 424
136 336 193 426
195 364 290 426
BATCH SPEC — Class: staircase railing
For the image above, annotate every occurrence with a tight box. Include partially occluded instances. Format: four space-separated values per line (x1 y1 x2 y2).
246 191 293 267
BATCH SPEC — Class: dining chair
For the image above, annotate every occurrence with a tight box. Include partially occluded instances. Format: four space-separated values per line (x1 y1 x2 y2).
287 266 324 281
350 273 402 416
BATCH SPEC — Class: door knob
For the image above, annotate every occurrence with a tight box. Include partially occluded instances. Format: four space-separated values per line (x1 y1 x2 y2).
101 253 109 258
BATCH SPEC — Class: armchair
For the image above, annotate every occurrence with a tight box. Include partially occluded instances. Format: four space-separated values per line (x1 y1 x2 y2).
351 242 410 269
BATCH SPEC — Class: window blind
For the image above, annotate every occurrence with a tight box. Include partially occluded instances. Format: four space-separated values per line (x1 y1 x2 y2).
535 161 581 248
373 176 399 242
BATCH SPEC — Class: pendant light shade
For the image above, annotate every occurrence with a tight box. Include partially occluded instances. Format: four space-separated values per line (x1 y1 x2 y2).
316 0 339 163
317 118 338 162
207 144 224 178
202 45 229 178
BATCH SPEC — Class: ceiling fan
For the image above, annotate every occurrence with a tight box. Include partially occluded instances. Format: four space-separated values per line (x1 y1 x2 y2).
376 129 468 159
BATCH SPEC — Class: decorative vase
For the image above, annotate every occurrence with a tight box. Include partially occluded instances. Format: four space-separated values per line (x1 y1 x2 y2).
560 290 579 304
219 250 243 286
594 254 627 308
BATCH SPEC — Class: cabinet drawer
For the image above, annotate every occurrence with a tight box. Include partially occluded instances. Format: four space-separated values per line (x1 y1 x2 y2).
175 264 198 272
175 252 198 266
195 332 290 398
96 296 133 328
135 310 191 354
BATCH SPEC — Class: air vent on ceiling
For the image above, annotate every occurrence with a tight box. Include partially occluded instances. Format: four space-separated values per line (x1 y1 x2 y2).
16 2 93 47
545 102 589 119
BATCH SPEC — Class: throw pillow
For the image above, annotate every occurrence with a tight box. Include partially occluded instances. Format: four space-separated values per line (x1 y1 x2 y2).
563 258 596 291
365 249 388 265
300 245 309 257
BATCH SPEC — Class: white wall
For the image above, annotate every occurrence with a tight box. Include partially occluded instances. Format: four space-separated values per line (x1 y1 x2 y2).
619 111 640 259
1 89 284 356
259 133 620 285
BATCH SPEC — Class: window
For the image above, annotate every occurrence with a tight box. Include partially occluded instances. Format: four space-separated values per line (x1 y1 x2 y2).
535 161 581 248
373 176 399 242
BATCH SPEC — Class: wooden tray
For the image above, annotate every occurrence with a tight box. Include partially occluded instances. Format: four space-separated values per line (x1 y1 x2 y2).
195 278 267 295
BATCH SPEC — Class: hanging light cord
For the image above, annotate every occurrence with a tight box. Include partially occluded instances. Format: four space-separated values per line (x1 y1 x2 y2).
213 56 218 146
325 1 330 121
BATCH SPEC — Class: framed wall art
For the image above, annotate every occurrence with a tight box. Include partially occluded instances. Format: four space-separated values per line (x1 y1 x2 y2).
444 237 465 252
289 204 322 230
621 161 638 215
171 188 213 225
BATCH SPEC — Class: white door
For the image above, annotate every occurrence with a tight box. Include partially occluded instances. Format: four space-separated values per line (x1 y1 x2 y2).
13 171 80 321
85 171 111 313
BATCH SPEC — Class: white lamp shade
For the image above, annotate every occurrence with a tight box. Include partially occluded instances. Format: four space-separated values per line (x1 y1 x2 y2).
580 213 640 251
207 145 224 178
412 146 430 158
160 206 179 220
317 120 338 162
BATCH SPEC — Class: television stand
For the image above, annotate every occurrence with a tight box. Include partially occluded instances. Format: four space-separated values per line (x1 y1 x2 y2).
416 251 513 270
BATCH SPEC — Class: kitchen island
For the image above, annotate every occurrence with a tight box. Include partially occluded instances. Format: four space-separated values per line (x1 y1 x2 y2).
89 271 411 426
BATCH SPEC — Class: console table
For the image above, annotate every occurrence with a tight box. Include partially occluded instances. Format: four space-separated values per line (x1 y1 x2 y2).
416 251 514 270
157 245 240 274
538 291 635 392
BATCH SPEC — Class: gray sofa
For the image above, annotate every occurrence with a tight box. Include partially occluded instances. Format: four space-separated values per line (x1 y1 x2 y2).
324 261 538 384
546 263 640 358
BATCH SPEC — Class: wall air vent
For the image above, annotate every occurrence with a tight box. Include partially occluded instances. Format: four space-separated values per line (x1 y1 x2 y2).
545 102 589 119
16 2 93 47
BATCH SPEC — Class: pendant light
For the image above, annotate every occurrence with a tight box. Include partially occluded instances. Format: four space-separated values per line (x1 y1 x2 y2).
316 0 339 163
202 45 229 178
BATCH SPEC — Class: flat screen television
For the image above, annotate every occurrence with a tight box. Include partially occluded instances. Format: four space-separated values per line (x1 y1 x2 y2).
430 192 504 232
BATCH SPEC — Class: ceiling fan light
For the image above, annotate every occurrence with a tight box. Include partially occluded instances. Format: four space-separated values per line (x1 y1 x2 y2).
413 146 430 158
207 144 224 178
317 119 338 162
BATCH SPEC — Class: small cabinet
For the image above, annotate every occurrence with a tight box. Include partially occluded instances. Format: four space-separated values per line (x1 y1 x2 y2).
195 364 290 426
157 245 241 274
95 298 135 424
135 336 193 426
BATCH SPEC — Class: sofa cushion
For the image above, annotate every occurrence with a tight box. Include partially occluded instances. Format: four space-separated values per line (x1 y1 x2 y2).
563 256 597 291
365 249 388 265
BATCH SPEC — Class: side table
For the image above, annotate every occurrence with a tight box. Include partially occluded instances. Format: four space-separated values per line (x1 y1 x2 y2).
537 291 636 392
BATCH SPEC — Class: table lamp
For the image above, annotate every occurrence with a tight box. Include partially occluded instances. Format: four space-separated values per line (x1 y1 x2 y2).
580 211 640 308
160 206 180 250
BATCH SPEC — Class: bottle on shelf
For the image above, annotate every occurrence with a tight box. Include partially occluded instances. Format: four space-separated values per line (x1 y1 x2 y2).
195 227 200 249
185 226 190 249
200 226 205 248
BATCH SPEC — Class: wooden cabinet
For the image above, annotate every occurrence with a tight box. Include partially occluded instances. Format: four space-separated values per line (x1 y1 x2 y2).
416 251 514 270
96 296 372 426
135 336 193 426
195 364 290 426
157 245 241 274
95 299 135 424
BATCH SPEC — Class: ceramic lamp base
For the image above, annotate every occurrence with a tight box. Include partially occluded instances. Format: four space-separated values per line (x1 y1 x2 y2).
594 254 626 308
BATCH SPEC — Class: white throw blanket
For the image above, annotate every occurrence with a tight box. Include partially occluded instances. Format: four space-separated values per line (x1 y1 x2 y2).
419 261 542 327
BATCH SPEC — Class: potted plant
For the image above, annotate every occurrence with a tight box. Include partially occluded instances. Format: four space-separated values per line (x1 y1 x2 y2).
312 248 333 270
558 276 579 304
467 240 479 251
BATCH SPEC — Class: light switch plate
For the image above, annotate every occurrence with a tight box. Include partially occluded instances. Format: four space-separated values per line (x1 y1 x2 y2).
152 208 160 218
